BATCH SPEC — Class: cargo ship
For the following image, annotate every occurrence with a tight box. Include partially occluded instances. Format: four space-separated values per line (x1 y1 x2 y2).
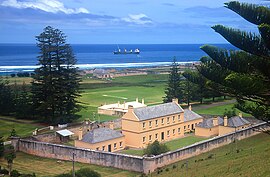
113 46 140 54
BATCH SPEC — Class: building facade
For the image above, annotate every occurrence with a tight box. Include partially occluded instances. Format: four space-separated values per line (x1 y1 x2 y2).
121 99 203 148
75 128 125 152
195 114 251 137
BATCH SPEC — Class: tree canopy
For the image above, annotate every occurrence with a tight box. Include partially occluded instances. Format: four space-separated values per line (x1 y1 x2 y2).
163 57 182 103
185 1 270 122
31 26 81 124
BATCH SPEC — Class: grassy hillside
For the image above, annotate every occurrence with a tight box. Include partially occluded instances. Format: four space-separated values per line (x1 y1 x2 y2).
150 133 270 177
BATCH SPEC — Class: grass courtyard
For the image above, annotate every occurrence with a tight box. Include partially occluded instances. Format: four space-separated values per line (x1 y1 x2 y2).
119 136 208 156
0 117 42 141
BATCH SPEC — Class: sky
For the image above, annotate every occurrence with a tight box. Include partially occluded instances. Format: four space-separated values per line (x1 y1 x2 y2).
0 0 269 44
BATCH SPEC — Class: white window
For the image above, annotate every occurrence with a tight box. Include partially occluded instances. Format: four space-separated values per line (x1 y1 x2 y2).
173 129 175 135
155 120 158 126
178 115 181 121
114 143 117 149
149 121 152 127
102 146 105 151
143 137 146 142
178 128 181 133
173 116 175 122
155 133 158 139
149 135 152 141
167 117 170 124
167 130 170 136
161 118 164 124
143 122 145 128
119 142 122 147
96 147 99 150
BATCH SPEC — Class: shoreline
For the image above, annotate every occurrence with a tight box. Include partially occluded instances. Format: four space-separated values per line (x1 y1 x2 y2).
0 61 199 74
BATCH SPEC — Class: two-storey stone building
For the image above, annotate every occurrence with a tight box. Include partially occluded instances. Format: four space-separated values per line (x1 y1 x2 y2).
121 99 203 148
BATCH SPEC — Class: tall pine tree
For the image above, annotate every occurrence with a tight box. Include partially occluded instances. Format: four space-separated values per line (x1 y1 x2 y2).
163 57 181 103
32 26 81 124
186 1 270 122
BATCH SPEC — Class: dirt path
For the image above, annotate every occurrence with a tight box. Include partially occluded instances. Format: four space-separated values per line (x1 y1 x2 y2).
192 99 236 111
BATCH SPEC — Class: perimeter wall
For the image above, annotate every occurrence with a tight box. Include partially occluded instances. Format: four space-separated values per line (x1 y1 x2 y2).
12 122 268 173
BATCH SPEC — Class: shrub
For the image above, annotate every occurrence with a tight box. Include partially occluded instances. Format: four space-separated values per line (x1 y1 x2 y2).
76 168 101 177
172 164 177 169
11 170 20 177
206 154 214 159
55 168 101 177
143 140 169 156
165 168 169 172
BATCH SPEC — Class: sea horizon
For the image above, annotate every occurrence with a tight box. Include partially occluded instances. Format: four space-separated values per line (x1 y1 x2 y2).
0 43 236 74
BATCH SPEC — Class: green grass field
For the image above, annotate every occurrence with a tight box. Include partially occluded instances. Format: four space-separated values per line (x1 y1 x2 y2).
194 103 252 117
0 117 42 141
150 133 270 177
0 152 139 177
119 136 208 156
77 74 167 121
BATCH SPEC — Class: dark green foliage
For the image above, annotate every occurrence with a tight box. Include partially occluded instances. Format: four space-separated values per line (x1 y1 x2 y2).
31 26 81 124
14 82 32 119
10 128 17 137
163 57 181 103
76 168 101 177
223 108 236 118
143 140 169 156
55 168 100 177
0 77 14 115
186 1 270 121
11 170 20 177
4 145 16 176
0 136 4 157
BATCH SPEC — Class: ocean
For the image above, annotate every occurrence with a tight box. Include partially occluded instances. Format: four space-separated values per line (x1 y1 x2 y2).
0 44 236 74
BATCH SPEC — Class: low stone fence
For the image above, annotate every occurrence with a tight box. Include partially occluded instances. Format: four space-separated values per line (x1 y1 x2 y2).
12 122 268 174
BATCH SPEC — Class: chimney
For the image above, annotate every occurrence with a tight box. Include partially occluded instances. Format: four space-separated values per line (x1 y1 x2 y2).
172 98 179 104
109 121 114 130
213 117 218 126
224 116 228 126
117 101 120 107
188 105 192 111
124 101 126 109
136 97 138 103
78 127 83 140
142 98 145 105
128 105 134 112
239 112 243 118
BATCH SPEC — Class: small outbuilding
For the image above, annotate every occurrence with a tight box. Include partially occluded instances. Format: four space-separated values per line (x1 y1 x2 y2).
56 129 74 142
75 128 125 152
195 114 251 137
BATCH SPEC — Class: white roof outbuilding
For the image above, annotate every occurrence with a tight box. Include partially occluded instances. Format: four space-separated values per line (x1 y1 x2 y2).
56 129 74 137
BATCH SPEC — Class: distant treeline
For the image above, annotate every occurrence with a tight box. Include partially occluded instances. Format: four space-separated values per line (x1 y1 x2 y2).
10 72 35 77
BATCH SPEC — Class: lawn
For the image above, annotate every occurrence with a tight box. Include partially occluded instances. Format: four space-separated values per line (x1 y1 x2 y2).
77 74 167 121
150 133 270 177
119 136 208 156
0 152 139 177
194 103 252 117
0 117 42 141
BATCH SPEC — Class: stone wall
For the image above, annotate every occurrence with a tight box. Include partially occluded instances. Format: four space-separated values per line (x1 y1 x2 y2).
12 122 268 174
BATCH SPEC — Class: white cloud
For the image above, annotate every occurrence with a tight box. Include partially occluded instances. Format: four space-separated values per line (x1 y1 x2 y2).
122 13 153 25
1 0 90 14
